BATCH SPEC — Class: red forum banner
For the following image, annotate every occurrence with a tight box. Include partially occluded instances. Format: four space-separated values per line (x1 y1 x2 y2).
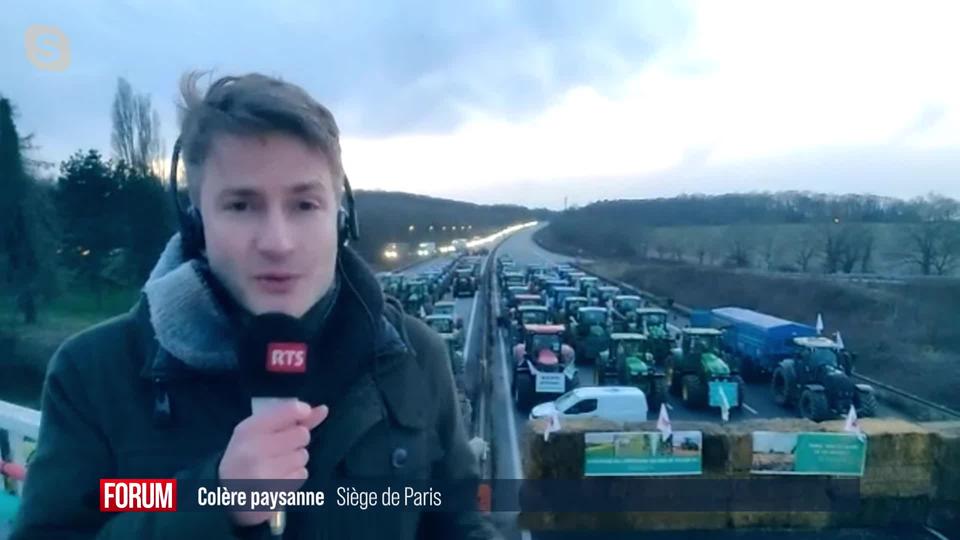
100 479 177 512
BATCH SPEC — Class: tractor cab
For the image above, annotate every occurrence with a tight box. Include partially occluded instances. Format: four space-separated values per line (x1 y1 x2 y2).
671 328 743 410
597 333 667 409
425 314 463 349
681 328 724 358
611 295 643 331
517 305 550 326
559 296 589 322
637 308 670 337
598 286 621 306
791 336 850 373
432 300 462 329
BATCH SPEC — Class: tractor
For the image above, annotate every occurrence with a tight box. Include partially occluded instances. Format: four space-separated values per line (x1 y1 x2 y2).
425 314 464 350
444 334 465 378
401 279 433 318
670 328 744 411
771 336 877 422
567 306 611 365
576 276 601 301
431 300 461 329
596 333 668 411
547 287 579 321
557 295 589 325
453 269 477 297
509 305 550 344
597 285 621 307
511 324 579 411
610 295 644 332
637 308 674 364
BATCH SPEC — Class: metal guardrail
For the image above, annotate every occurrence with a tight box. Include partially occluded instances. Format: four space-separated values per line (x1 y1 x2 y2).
0 401 40 496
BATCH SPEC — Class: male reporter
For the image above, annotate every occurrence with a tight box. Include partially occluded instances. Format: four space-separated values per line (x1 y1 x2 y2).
11 72 502 539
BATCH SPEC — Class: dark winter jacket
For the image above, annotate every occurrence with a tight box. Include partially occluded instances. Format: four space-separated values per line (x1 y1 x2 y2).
10 233 502 540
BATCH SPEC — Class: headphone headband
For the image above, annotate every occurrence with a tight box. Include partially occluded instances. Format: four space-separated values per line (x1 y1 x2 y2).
167 135 359 261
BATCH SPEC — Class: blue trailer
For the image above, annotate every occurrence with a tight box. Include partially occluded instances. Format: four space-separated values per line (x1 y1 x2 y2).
692 307 818 379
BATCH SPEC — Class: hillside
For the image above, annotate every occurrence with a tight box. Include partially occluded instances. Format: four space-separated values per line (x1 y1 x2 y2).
353 190 551 268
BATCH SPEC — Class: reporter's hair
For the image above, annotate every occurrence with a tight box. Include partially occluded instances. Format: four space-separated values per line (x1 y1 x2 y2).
177 70 344 206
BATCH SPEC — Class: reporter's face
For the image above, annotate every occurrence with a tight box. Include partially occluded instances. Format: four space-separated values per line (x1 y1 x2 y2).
199 133 339 317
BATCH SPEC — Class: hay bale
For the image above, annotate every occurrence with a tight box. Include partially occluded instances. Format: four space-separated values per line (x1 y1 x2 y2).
859 464 935 498
729 511 831 529
829 497 930 528
928 421 960 502
821 418 935 464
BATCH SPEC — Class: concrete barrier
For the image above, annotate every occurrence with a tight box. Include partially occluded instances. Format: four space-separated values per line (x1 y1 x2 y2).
518 416 960 533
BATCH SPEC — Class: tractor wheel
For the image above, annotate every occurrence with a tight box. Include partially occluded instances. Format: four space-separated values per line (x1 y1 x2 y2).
514 372 534 412
647 377 668 412
730 375 745 410
857 389 879 417
681 375 705 408
771 367 793 407
669 370 683 396
799 389 829 422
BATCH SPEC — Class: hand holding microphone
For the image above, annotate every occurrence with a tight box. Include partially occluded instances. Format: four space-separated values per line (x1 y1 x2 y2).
219 313 328 533
219 400 327 527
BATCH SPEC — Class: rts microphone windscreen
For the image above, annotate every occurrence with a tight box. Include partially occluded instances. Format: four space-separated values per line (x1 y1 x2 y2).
239 312 310 398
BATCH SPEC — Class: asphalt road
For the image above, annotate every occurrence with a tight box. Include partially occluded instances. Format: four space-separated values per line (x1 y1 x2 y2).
486 225 943 540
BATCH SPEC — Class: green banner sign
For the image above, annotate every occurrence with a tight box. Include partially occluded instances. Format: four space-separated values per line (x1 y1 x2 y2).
751 431 866 476
708 381 739 407
584 431 702 476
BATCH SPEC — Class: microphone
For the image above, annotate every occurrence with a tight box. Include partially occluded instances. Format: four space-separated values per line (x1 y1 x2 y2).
239 312 310 539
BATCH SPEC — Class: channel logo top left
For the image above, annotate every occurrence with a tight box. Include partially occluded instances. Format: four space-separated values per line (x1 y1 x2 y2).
25 24 71 72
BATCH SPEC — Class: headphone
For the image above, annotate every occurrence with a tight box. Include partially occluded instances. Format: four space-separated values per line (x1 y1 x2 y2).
167 136 360 261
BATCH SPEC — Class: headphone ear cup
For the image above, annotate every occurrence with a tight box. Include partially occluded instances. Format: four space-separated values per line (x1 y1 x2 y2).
337 207 348 246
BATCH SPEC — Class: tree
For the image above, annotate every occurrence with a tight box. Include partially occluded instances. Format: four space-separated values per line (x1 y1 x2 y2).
903 221 960 276
0 97 59 323
723 226 754 268
113 161 174 284
794 226 819 272
56 150 123 307
111 77 163 177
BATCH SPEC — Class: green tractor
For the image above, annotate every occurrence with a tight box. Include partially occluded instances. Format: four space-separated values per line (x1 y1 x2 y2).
401 279 432 318
670 328 744 411
596 333 668 410
425 314 464 350
637 308 674 365
567 306 611 365
576 276 601 302
610 295 644 333
597 285 621 307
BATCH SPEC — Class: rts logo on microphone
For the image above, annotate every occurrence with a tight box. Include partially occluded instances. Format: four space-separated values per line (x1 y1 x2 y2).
267 342 307 373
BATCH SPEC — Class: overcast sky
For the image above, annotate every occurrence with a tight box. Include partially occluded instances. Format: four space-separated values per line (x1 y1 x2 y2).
3 0 959 209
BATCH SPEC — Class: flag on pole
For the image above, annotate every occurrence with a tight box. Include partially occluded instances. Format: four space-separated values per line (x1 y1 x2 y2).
719 386 731 423
835 331 845 349
816 313 824 334
844 404 866 442
656 403 672 442
543 410 562 442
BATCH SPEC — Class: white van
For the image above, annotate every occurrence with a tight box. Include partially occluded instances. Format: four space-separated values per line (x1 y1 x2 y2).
529 386 649 424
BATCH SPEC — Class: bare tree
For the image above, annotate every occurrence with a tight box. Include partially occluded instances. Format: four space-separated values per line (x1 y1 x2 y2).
723 226 754 268
902 221 960 276
795 226 818 272
111 77 163 177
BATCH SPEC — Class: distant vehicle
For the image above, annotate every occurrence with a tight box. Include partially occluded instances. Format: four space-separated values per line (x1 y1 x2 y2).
417 242 437 257
529 386 649 424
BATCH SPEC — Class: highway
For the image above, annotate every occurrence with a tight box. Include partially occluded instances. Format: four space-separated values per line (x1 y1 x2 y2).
483 225 940 540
